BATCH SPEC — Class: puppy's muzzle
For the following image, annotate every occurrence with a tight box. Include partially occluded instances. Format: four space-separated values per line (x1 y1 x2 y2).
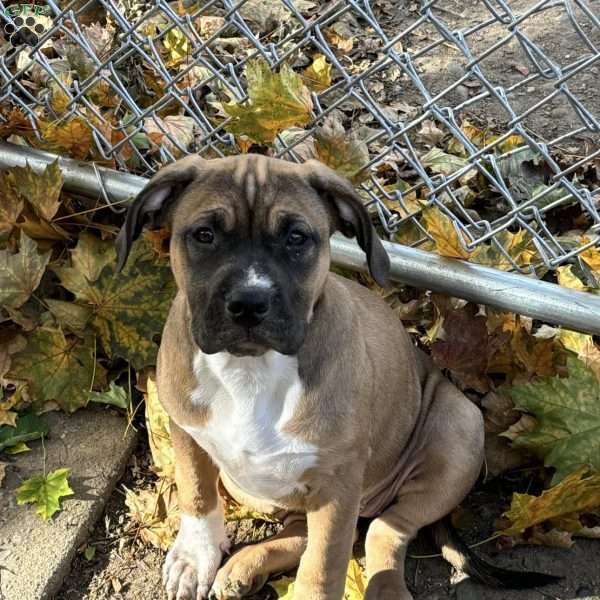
225 286 275 328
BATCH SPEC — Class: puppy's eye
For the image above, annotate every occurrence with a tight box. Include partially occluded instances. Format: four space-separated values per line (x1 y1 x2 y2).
192 227 214 244
287 229 308 246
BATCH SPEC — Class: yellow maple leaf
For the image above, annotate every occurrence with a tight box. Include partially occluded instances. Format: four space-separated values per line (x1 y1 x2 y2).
579 238 600 272
41 118 94 160
224 59 313 144
557 265 587 291
559 330 600 381
421 207 472 259
500 467 600 537
302 54 332 92
145 375 175 478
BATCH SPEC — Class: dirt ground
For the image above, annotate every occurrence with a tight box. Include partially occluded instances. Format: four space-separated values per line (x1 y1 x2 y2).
375 0 599 155
53 429 600 600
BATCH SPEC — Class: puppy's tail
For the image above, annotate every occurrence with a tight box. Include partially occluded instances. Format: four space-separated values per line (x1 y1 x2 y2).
429 517 562 589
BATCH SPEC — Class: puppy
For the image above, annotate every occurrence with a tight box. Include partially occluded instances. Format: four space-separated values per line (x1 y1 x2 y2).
116 154 558 599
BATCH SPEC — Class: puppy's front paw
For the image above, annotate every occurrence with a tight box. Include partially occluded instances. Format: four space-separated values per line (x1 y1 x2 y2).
163 508 229 600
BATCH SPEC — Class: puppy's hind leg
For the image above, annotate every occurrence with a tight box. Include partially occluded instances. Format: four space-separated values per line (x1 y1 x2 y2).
209 517 307 600
364 380 485 600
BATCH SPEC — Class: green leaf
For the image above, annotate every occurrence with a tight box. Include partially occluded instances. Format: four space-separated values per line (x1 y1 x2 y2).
84 545 96 561
509 355 600 484
421 147 475 183
55 238 175 369
7 160 63 221
5 441 31 454
8 326 104 413
0 413 49 453
16 467 74 521
0 231 51 309
88 381 129 410
224 59 313 144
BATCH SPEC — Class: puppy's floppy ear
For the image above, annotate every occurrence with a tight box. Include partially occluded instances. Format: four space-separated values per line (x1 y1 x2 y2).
303 159 390 287
116 155 204 271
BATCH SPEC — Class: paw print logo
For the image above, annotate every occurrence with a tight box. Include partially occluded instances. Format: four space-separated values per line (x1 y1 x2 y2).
4 14 47 48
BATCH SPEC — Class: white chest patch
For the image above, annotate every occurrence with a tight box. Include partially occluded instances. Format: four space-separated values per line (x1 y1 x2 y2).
185 350 318 502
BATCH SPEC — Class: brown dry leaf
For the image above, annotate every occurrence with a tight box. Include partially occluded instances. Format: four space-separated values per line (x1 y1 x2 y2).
324 27 354 52
0 462 6 487
481 391 529 477
125 479 179 550
500 414 538 442
499 467 600 537
314 115 369 183
41 118 94 160
500 524 574 549
430 300 489 392
302 54 332 92
0 108 35 139
0 171 24 241
447 119 488 156
421 207 473 259
418 119 445 146
144 115 196 158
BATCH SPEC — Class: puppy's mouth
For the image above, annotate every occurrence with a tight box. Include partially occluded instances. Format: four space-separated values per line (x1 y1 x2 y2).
195 323 304 357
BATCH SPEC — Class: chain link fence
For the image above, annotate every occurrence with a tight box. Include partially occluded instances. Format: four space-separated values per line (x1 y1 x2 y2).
1 0 599 275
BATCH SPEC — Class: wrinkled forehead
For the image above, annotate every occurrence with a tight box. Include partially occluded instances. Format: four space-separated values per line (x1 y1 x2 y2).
170 156 331 233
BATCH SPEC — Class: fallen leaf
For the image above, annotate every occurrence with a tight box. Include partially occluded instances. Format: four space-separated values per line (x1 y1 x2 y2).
41 118 94 160
557 265 587 291
5 441 30 454
579 239 600 272
55 238 175 370
418 119 445 146
16 467 74 521
0 108 35 139
499 467 600 537
162 27 190 65
271 559 366 599
559 330 600 381
0 462 6 487
421 207 472 259
431 302 489 391
224 59 313 144
302 54 332 92
144 115 196 158
509 356 600 484
8 327 103 413
314 115 370 183
88 381 129 410
421 147 476 184
125 479 179 550
45 299 93 337
6 160 63 222
0 231 51 310
0 171 24 240
83 545 96 561
324 27 354 52
471 229 537 271
71 232 116 282
145 375 174 477
0 413 48 453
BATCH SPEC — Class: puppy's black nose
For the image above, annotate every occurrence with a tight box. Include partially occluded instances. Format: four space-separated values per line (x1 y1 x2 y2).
225 288 272 328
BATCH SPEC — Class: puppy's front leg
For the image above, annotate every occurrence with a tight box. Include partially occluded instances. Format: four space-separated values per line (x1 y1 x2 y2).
294 471 362 600
163 420 228 600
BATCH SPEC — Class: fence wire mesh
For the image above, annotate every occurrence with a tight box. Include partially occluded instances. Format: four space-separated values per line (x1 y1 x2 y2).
0 0 599 275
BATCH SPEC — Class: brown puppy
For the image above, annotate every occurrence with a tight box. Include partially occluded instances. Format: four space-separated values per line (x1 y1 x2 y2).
116 155 557 600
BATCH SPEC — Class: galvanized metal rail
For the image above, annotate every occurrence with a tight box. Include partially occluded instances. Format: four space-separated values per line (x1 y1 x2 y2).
2 140 600 335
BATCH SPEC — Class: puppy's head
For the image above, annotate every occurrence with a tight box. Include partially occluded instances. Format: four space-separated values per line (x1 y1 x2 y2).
116 154 389 356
